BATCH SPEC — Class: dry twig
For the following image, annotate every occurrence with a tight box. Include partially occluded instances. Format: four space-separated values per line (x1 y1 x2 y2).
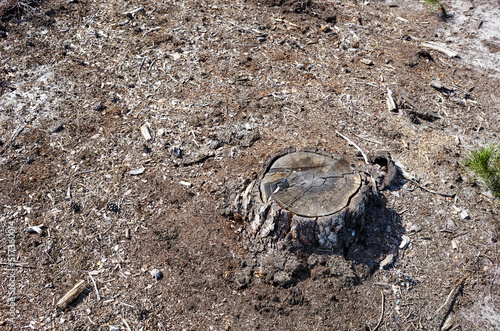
88 274 100 301
433 273 468 320
336 131 369 164
372 291 385 331
56 280 87 310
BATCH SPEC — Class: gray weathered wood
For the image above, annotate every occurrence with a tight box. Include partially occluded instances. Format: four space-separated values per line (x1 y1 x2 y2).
421 41 458 58
234 148 372 253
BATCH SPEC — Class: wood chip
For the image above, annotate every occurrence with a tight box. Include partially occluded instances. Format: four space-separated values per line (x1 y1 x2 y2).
56 280 86 310
128 167 145 175
386 89 397 112
140 123 152 141
179 181 192 187
460 210 470 220
399 235 410 249
360 58 374 65
379 248 397 269
27 224 45 235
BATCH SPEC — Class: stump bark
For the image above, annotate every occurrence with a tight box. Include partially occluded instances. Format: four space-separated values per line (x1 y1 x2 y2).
234 147 373 254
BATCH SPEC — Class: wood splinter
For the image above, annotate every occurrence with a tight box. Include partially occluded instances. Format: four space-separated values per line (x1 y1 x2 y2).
56 280 87 310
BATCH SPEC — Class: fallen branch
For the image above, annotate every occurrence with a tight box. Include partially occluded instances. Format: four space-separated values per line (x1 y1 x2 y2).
354 134 383 145
421 41 458 58
123 319 132 331
122 7 144 15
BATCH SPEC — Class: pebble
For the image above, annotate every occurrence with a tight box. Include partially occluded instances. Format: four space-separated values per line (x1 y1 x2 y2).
409 224 421 233
150 269 163 280
460 210 470 220
94 101 105 112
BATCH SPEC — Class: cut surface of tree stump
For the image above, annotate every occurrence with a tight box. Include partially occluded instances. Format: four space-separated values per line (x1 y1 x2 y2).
260 151 362 217
234 148 372 253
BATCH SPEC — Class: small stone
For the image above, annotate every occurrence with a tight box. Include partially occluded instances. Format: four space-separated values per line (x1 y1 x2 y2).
460 210 470 220
169 145 182 158
70 202 82 213
150 269 163 280
107 203 119 213
94 101 105 112
409 224 421 233
321 25 331 33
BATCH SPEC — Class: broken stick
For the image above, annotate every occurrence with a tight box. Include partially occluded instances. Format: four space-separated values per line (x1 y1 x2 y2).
56 280 87 310
373 291 385 331
336 131 369 164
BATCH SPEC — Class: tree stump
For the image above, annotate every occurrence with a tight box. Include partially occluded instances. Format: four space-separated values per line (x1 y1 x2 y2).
234 147 373 254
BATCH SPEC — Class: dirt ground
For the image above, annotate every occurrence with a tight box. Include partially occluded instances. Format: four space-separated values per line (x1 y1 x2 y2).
0 0 499 329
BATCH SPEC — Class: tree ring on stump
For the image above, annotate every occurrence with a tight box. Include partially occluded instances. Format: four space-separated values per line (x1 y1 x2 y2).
234 148 372 253
260 151 361 217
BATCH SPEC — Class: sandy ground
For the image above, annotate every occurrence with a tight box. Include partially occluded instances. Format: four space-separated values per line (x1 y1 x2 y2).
1 0 499 329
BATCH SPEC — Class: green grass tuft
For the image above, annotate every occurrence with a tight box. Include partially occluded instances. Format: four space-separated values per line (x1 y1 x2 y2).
463 145 500 199
421 0 448 18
